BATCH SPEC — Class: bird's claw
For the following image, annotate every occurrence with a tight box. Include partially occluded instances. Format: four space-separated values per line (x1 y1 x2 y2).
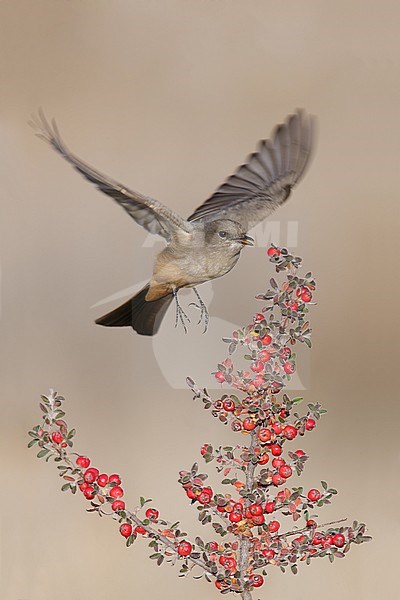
190 288 209 333
173 291 191 333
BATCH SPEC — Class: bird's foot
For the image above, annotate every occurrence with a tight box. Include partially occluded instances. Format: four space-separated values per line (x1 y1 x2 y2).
189 287 209 333
173 290 191 333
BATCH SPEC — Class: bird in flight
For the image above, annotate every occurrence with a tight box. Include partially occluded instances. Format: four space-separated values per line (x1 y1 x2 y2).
32 109 315 336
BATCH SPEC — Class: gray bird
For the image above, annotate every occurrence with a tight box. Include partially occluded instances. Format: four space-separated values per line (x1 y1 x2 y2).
32 109 315 336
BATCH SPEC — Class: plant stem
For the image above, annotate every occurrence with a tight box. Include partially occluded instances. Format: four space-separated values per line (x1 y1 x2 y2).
238 431 257 600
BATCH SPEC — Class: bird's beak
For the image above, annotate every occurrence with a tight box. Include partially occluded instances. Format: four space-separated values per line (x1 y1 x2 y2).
237 234 255 246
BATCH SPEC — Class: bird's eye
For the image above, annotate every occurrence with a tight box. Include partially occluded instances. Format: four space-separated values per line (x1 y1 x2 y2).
218 231 227 239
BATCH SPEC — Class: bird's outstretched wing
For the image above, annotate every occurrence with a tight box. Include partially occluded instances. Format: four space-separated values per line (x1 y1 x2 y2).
31 111 193 240
188 110 315 230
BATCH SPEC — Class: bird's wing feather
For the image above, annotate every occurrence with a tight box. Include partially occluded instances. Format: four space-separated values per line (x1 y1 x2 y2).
31 110 193 240
188 110 315 230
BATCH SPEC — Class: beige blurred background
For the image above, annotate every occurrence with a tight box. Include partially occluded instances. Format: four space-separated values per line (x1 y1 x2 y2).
1 1 399 598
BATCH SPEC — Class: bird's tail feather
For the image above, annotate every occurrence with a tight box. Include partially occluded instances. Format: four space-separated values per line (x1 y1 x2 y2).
95 284 173 336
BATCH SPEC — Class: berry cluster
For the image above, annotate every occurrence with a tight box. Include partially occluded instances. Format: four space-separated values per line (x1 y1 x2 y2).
29 245 370 598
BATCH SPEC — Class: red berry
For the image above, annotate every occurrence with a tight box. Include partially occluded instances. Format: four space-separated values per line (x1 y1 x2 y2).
109 474 121 485
215 581 228 590
258 428 271 443
293 535 306 544
305 418 316 431
83 468 99 484
219 556 236 571
134 525 146 535
272 473 285 486
255 313 265 322
200 444 208 456
243 418 256 431
250 574 264 588
79 482 88 492
262 548 275 559
279 465 292 479
177 540 193 557
119 523 132 538
222 398 235 412
97 473 109 487
251 360 264 373
332 533 345 548
307 489 321 502
145 508 159 521
312 533 324 546
270 444 282 456
260 334 272 345
214 371 225 383
267 247 280 257
258 453 270 465
283 425 297 440
289 301 299 311
109 486 124 499
249 504 263 517
209 541 219 551
251 514 265 526
198 490 212 504
83 486 95 500
280 347 291 359
229 511 243 523
295 449 305 457
111 500 125 512
233 502 243 512
272 422 282 435
264 501 275 514
301 289 312 302
306 519 317 528
272 457 285 469
259 350 271 362
51 431 63 444
186 488 197 500
268 520 280 533
283 361 295 374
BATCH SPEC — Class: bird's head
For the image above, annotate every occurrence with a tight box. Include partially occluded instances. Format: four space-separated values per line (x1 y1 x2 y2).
203 219 254 249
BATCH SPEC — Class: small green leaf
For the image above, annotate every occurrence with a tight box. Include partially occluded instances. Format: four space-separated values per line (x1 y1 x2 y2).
37 449 50 458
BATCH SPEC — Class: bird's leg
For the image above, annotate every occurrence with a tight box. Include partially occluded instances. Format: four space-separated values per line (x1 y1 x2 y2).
172 289 190 333
189 287 209 333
